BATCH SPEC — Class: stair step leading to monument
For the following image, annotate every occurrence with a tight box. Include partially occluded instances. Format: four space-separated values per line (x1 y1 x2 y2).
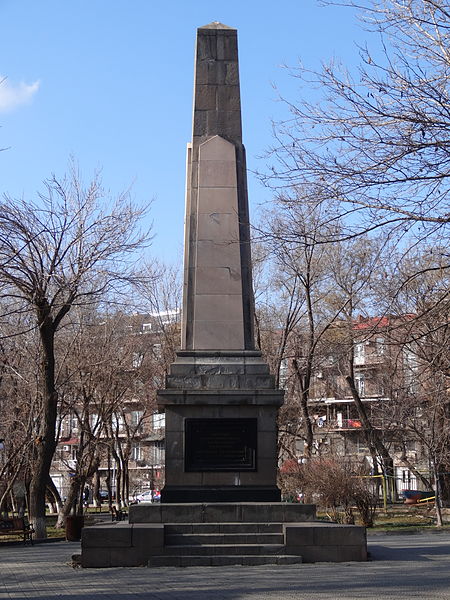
165 533 284 545
163 544 286 556
148 554 303 567
164 522 283 534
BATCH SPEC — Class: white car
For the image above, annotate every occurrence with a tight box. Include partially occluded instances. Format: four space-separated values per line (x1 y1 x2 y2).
134 490 161 503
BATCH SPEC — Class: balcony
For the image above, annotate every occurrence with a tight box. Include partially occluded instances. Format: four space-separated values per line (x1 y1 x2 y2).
314 418 363 431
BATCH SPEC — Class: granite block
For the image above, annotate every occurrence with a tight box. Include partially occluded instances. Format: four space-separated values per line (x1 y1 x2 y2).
217 85 241 110
160 503 205 523
199 135 236 161
199 160 237 188
217 32 238 60
193 320 244 350
195 84 217 110
132 524 164 549
284 525 315 547
195 241 241 269
296 545 367 563
195 267 243 295
129 504 162 523
197 186 238 213
81 524 131 548
81 547 111 568
110 547 148 567
314 524 366 546
282 504 316 522
225 62 239 84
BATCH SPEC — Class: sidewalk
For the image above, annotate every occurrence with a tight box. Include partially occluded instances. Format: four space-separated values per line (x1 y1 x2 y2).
1 531 450 599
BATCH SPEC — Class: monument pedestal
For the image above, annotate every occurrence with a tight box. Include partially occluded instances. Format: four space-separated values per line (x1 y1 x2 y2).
158 350 283 503
81 502 367 567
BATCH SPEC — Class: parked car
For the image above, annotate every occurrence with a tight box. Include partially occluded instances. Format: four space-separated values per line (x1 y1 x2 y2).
98 490 115 501
134 490 161 503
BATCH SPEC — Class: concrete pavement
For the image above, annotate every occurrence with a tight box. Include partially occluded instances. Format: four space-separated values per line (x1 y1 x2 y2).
1 531 450 599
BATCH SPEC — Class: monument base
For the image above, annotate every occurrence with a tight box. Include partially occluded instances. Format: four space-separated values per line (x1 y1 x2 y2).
161 485 281 503
158 350 284 499
81 502 367 567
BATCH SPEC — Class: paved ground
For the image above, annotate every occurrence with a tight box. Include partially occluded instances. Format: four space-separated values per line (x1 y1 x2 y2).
1 531 450 599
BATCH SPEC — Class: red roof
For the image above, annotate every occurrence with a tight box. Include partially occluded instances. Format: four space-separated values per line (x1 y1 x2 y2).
353 314 415 330
58 438 79 445
354 316 390 330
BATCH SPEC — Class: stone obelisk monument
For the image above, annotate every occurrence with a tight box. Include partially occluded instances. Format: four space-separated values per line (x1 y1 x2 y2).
81 26 368 566
158 22 284 502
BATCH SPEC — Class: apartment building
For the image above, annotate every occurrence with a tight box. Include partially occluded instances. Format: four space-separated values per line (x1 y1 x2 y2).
281 316 433 497
50 311 178 503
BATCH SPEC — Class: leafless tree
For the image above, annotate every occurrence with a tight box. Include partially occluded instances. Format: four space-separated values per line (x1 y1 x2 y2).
256 197 390 468
260 0 449 309
0 167 151 537
379 250 450 521
0 314 40 514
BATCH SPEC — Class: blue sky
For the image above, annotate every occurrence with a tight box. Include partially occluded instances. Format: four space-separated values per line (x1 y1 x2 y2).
0 0 363 265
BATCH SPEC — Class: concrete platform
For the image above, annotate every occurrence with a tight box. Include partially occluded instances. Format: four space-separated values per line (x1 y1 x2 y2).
81 502 367 567
129 502 316 523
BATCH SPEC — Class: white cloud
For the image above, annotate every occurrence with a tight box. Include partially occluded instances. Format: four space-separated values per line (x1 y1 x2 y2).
0 76 40 113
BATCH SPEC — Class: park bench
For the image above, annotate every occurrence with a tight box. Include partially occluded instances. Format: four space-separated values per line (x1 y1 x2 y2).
0 517 34 544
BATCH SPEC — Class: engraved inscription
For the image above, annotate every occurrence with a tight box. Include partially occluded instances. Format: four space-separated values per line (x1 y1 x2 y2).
185 418 257 471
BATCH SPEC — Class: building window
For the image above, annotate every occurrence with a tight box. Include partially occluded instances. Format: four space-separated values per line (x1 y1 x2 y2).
112 414 125 432
131 410 144 426
356 437 369 453
354 373 365 397
376 337 385 355
132 445 143 461
279 358 288 389
132 352 143 368
354 343 365 365
152 413 165 430
152 440 164 465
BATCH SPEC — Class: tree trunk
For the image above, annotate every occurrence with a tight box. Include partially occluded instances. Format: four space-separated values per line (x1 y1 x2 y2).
0 456 27 513
400 451 432 490
46 476 63 515
29 316 57 538
92 470 101 508
121 461 129 507
432 461 444 527
105 453 113 510
56 476 82 528
115 459 122 510
292 359 314 458
346 375 396 500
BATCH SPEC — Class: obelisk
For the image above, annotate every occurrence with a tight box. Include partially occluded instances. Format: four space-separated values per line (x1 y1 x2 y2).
158 23 283 503
182 21 254 352
80 24 367 569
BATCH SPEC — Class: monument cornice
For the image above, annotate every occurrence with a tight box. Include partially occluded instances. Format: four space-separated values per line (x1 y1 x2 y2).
157 388 284 407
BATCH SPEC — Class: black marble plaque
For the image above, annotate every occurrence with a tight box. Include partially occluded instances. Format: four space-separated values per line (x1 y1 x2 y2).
185 418 257 471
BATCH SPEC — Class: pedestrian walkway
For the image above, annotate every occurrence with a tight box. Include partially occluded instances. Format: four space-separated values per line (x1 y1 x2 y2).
1 531 450 599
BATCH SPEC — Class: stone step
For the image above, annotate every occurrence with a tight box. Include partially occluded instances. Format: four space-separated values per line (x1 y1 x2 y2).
165 522 283 534
130 502 316 524
164 544 286 556
165 532 284 545
148 554 303 567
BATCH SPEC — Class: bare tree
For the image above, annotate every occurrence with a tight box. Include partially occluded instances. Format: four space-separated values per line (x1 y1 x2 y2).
0 167 151 537
0 315 40 514
380 249 450 520
256 202 338 460
260 0 449 308
256 198 387 465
